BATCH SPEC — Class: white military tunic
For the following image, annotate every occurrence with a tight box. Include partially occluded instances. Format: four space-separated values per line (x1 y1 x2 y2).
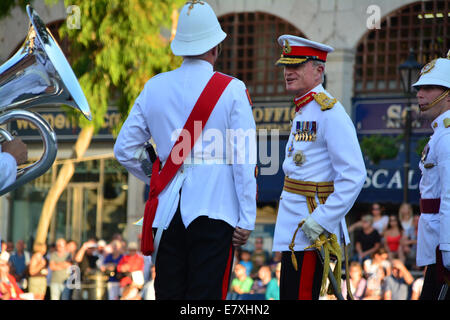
272 84 366 252
114 58 257 231
0 146 17 191
417 110 450 267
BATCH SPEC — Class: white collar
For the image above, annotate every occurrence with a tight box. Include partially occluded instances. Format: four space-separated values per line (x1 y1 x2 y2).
182 58 214 72
431 109 450 132
295 84 325 100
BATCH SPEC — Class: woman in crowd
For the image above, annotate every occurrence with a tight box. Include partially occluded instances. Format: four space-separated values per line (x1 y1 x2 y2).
342 261 367 300
383 214 406 262
364 265 387 300
363 248 391 300
101 240 124 300
0 259 24 300
371 203 389 235
398 203 414 235
402 214 420 269
27 242 48 300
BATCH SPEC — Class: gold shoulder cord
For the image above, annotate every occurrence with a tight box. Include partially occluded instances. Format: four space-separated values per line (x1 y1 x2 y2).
304 234 343 297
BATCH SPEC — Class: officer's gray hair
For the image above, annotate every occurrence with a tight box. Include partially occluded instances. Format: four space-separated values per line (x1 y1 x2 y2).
312 60 326 84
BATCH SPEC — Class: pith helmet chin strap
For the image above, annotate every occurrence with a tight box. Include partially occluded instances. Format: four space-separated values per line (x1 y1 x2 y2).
420 89 450 112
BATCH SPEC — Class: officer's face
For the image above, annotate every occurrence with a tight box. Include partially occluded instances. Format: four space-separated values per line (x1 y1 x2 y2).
416 85 450 120
284 61 323 96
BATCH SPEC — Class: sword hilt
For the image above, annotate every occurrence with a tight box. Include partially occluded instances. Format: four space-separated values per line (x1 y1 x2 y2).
144 142 157 163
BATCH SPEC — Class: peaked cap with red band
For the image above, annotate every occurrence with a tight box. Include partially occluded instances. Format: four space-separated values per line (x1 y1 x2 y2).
275 35 334 66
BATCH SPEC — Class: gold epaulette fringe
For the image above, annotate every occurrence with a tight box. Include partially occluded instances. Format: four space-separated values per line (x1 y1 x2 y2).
313 92 337 111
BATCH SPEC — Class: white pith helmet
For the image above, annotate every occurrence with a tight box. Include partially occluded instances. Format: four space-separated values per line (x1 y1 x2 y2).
412 50 450 89
171 1 227 57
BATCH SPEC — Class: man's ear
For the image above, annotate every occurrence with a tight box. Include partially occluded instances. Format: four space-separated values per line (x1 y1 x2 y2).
316 63 325 76
212 46 219 58
210 45 220 63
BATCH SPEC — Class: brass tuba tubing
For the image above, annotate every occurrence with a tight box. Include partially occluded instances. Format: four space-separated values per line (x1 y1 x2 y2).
0 110 57 196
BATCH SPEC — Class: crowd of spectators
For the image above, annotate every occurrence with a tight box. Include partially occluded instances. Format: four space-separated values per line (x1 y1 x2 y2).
345 202 424 300
228 237 281 300
226 202 424 301
0 234 151 300
0 202 425 300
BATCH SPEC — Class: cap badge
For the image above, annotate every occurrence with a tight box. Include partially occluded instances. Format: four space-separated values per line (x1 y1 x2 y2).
283 40 292 55
420 59 436 75
186 0 204 15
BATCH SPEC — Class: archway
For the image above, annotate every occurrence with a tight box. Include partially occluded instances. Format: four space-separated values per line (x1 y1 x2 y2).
354 0 449 96
217 12 306 99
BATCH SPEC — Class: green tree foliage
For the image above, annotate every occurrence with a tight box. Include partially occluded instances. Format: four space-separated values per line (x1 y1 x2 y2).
2 1 187 244
360 134 402 165
57 0 184 134
360 134 429 165
415 136 429 157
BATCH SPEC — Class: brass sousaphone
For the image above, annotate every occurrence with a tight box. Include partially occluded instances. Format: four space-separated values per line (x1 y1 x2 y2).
0 5 91 196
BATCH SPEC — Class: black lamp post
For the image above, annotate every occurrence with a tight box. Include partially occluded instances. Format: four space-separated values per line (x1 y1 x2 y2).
398 48 422 203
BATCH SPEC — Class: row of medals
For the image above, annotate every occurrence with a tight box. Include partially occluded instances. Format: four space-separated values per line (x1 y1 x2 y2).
288 121 317 166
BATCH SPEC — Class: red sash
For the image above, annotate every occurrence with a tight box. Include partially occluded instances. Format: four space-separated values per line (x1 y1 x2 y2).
141 72 233 256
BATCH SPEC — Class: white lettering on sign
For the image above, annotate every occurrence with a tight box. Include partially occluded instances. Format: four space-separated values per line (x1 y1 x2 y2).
385 104 421 129
364 169 420 190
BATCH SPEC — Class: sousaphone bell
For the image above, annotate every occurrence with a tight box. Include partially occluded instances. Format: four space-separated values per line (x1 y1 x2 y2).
0 5 91 196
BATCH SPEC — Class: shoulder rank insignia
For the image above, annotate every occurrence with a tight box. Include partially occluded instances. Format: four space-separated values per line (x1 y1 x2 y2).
313 92 337 111
444 118 450 128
